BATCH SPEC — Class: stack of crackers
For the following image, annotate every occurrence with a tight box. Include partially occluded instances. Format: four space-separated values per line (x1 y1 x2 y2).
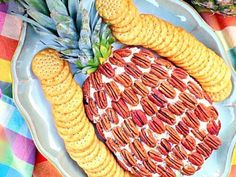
32 49 132 177
96 0 232 102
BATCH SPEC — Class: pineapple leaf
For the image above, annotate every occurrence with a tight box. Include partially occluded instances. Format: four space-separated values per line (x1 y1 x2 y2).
86 67 97 74
107 36 115 44
68 0 78 20
76 60 84 69
92 43 102 60
100 45 109 58
91 18 102 44
45 0 68 16
55 37 78 49
19 0 49 15
26 8 57 32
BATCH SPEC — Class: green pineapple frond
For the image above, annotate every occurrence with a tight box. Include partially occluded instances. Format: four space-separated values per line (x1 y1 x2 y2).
192 0 236 16
16 0 115 74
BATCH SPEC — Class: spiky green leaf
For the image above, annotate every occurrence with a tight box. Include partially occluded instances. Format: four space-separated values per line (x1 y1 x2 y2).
45 0 68 16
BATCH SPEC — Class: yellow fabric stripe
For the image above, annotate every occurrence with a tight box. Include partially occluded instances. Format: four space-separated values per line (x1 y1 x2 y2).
232 147 236 165
215 26 236 50
0 58 12 83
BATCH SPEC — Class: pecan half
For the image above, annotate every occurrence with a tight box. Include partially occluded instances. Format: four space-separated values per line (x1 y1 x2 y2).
98 113 111 131
131 110 148 127
204 134 222 150
122 118 139 138
154 58 173 69
129 139 148 161
176 121 189 136
160 138 172 153
209 106 219 120
188 152 204 167
99 63 115 78
140 128 157 147
150 63 169 79
106 108 119 124
168 74 187 92
94 90 107 109
106 138 120 153
181 164 195 176
88 98 98 116
168 101 185 116
112 127 129 146
196 142 212 159
121 88 139 106
82 80 90 98
194 103 211 122
179 92 197 110
166 125 181 144
96 123 105 139
182 111 200 129
125 62 142 78
181 135 196 151
104 81 120 101
114 48 132 57
141 97 158 116
149 89 167 108
148 116 166 134
172 145 188 160
188 81 204 99
143 158 157 173
133 80 149 97
121 149 136 167
109 55 125 67
207 120 221 135
132 53 151 68
166 154 183 170
191 129 207 141
90 72 103 90
172 68 188 79
114 73 132 88
156 165 175 177
142 72 159 87
159 81 176 99
112 98 129 118
140 49 155 59
157 108 176 125
131 164 152 177
148 150 163 162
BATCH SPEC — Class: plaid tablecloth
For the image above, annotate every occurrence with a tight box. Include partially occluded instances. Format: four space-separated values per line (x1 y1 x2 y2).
0 1 235 177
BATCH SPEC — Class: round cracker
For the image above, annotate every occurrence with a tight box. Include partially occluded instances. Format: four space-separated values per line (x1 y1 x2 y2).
41 62 70 86
53 86 83 114
32 48 64 80
47 80 77 105
42 74 72 96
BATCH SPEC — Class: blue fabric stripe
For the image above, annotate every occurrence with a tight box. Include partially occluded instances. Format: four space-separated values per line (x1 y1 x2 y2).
228 47 236 70
0 164 23 177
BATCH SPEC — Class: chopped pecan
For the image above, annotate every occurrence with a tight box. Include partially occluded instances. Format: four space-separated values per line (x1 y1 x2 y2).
149 89 167 107
133 80 149 97
99 63 115 78
131 110 148 127
142 72 159 87
121 88 139 106
114 73 132 88
122 118 139 138
140 128 157 147
94 90 107 109
112 127 129 146
132 53 151 68
157 108 176 125
125 62 142 78
141 97 158 116
104 81 120 100
148 116 166 134
179 92 197 110
159 81 176 99
150 63 169 79
112 98 129 118
129 139 148 161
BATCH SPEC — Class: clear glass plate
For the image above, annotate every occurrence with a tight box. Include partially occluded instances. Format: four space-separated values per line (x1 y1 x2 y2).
11 0 236 177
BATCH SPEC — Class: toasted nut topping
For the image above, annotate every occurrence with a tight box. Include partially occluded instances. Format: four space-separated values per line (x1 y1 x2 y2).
159 81 176 99
188 152 204 166
148 116 165 134
149 89 167 108
133 80 149 97
142 72 159 87
94 90 107 109
114 73 132 88
122 118 139 138
140 128 157 147
104 81 120 100
121 88 139 106
130 139 148 161
207 120 221 135
112 127 130 146
125 62 142 78
132 53 151 68
131 110 148 127
141 97 158 116
99 63 115 78
150 63 169 79
90 72 103 90
112 98 130 118
106 108 119 124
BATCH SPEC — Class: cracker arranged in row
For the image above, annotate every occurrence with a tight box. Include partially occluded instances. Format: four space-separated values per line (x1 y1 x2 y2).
96 0 232 102
32 48 133 177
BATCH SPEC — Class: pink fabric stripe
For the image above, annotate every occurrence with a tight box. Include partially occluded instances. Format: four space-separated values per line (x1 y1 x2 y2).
0 12 6 34
5 128 36 165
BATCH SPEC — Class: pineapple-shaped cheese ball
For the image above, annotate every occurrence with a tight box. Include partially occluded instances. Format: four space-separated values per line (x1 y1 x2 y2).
83 47 222 177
